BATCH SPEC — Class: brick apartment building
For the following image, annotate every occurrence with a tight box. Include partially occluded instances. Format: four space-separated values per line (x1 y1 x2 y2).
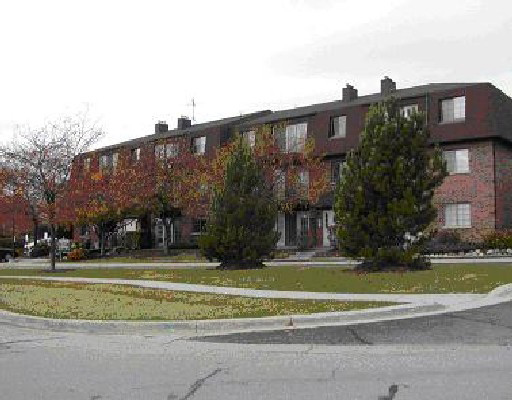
77 77 512 250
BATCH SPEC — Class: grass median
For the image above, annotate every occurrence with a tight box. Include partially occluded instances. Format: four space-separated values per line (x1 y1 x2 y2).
0 278 394 320
2 264 512 293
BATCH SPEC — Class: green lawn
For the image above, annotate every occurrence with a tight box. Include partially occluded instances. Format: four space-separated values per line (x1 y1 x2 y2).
2 264 512 293
0 278 390 320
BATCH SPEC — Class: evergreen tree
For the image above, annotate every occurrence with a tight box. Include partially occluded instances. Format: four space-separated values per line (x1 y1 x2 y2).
334 99 447 270
199 137 279 269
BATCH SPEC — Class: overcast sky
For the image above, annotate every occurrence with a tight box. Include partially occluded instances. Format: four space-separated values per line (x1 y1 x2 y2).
1 0 511 149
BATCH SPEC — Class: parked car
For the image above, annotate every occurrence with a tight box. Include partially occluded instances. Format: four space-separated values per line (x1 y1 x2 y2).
0 248 14 262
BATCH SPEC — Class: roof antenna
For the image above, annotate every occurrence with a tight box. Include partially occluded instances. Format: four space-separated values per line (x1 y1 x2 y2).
187 98 197 122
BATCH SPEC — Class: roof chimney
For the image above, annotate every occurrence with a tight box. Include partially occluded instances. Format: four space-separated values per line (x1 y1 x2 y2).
342 84 358 102
155 121 168 134
177 116 192 130
381 76 396 95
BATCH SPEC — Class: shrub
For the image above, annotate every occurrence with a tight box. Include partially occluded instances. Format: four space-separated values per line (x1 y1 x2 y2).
125 232 141 250
422 230 476 254
433 230 461 245
67 248 87 261
30 243 50 258
484 231 512 250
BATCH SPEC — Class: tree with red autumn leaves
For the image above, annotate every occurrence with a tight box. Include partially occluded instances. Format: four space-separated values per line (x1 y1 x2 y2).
64 122 328 259
0 168 33 254
0 110 104 270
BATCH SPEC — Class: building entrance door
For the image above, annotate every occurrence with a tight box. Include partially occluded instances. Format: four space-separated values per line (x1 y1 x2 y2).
285 213 297 246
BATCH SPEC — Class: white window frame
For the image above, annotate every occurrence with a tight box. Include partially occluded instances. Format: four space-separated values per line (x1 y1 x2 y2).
112 152 118 172
298 170 309 198
83 157 91 172
131 148 141 162
285 123 307 153
166 143 179 159
99 154 108 171
400 104 419 119
443 149 469 174
444 203 471 228
441 96 465 123
330 160 345 185
155 144 165 159
192 136 206 155
329 116 346 138
242 130 256 148
274 169 286 200
100 153 117 173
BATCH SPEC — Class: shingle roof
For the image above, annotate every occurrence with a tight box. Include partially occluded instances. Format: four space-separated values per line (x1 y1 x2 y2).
241 82 482 126
99 110 271 151
97 82 484 152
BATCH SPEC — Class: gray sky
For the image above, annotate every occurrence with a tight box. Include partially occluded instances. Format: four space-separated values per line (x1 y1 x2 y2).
1 0 511 149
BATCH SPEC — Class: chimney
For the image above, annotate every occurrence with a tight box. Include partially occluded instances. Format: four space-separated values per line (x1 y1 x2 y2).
342 84 358 102
177 116 192 130
155 121 168 134
381 76 396 95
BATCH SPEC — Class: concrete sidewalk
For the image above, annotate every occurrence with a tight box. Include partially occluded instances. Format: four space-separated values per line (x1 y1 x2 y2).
5 256 512 269
1 275 512 336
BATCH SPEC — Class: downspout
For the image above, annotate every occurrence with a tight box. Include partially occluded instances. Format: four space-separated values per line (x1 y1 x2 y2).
493 141 497 230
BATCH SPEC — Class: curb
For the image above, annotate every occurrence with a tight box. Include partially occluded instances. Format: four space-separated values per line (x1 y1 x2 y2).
0 303 441 336
1 278 511 337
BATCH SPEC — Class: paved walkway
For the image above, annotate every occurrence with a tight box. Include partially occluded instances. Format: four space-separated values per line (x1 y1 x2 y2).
5 256 512 269
1 275 512 336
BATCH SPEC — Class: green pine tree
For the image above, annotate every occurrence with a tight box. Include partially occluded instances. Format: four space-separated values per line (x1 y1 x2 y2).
199 137 279 269
334 99 447 271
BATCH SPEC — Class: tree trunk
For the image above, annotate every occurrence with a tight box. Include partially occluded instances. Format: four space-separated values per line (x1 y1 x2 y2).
100 224 105 257
33 219 38 246
50 224 56 271
163 217 171 256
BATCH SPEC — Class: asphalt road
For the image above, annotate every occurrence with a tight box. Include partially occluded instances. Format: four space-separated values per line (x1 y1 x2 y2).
1 302 512 399
196 300 512 346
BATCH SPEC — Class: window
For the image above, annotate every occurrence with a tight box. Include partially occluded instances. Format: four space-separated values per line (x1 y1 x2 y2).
99 152 118 173
131 148 140 162
155 144 165 159
400 104 419 119
330 160 345 185
112 152 118 172
443 149 469 174
83 158 91 172
198 182 209 195
285 123 307 152
275 123 307 153
298 170 309 198
192 218 206 234
99 154 108 171
444 203 471 228
274 169 286 201
166 143 179 159
329 116 346 138
192 136 206 155
441 96 465 123
242 130 256 148
80 225 89 236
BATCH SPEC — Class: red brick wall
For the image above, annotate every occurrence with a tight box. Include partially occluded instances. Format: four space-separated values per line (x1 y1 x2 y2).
495 141 512 229
434 140 496 241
